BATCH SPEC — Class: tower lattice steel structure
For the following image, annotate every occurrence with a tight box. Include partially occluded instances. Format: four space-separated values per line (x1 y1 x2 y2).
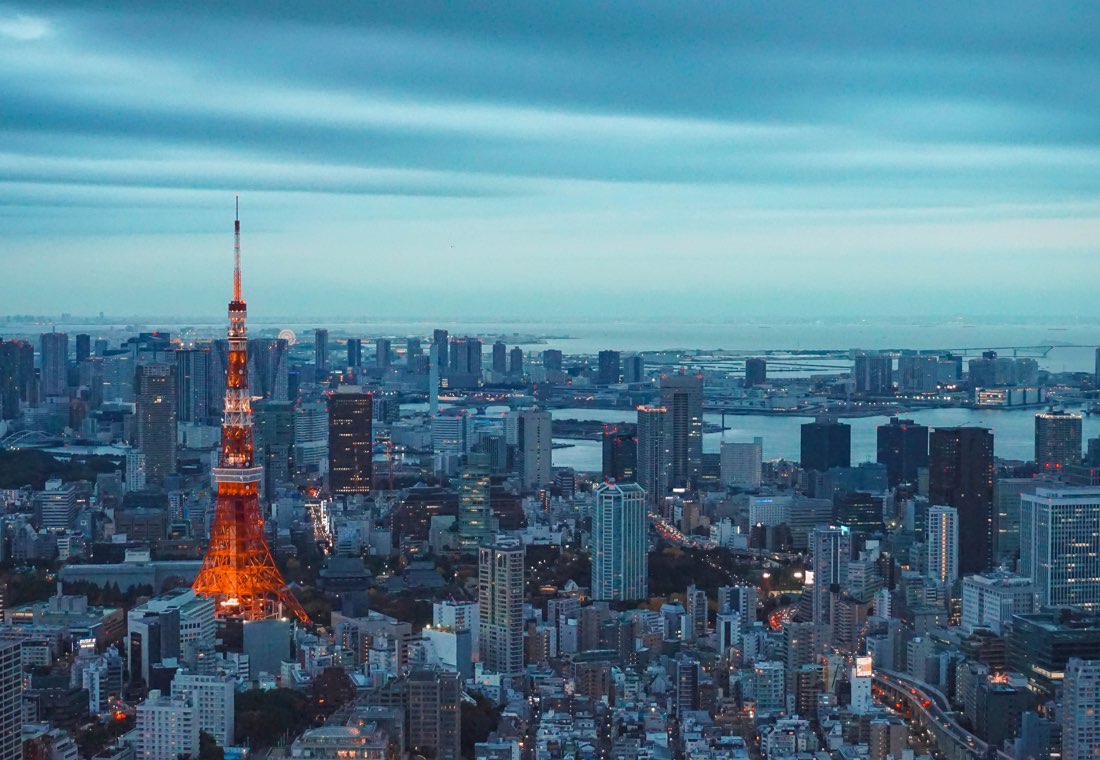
192 201 309 623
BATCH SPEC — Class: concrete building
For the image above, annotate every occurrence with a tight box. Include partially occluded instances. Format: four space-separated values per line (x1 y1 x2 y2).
507 409 552 490
927 505 959 586
636 405 670 504
720 438 763 489
127 589 216 685
591 482 648 602
660 372 703 490
134 363 177 486
1020 487 1100 610
0 640 21 760
136 690 199 760
1035 411 1083 472
478 538 524 675
327 386 373 495
811 526 851 625
961 572 1036 635
170 672 234 746
929 426 994 575
407 669 461 760
1063 658 1100 760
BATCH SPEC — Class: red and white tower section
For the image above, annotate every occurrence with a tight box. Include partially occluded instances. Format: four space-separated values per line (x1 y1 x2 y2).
192 202 308 623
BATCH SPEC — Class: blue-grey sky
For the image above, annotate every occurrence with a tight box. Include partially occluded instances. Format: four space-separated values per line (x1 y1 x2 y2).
2 2 1099 320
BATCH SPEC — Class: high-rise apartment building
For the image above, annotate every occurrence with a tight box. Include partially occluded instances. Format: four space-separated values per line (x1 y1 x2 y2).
591 482 648 602
314 329 329 375
623 355 645 384
1063 658 1100 760
1035 411 1082 471
509 409 552 489
1020 487 1100 610
602 424 637 483
636 405 670 504
926 505 959 586
876 417 929 487
660 371 703 490
811 526 851 625
170 672 234 746
929 426 994 575
407 669 461 760
136 690 199 760
0 640 20 760
801 416 851 472
508 346 523 377
40 331 68 397
720 438 763 489
458 452 493 550
853 352 893 395
327 386 373 495
897 354 940 393
479 538 524 675
135 363 177 486
597 350 621 385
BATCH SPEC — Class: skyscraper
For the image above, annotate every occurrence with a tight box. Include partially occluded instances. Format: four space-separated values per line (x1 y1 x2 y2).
660 371 703 490
247 338 289 401
40 331 68 397
314 328 329 375
479 537 524 675
623 355 645 384
926 505 959 586
811 526 851 625
509 408 552 489
458 452 493 550
0 640 19 760
636 405 669 504
1063 658 1100 760
432 329 449 372
253 400 295 498
591 482 648 601
375 338 392 369
720 438 763 489
602 424 637 483
175 348 211 425
597 350 621 385
744 357 767 388
853 352 893 395
0 339 34 420
1034 411 1082 471
509 346 523 377
876 417 929 488
542 349 562 372
929 426 994 575
327 386 373 495
75 334 91 364
492 341 507 375
1020 487 1100 610
346 338 362 369
800 416 851 472
135 363 177 486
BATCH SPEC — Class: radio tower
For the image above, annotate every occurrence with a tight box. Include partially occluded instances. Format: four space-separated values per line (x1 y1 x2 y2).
192 200 309 623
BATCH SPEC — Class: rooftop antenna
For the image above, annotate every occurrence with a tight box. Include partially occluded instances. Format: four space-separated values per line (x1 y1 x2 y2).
233 195 242 302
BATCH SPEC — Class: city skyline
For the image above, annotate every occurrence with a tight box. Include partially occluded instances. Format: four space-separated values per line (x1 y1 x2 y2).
3 3 1100 318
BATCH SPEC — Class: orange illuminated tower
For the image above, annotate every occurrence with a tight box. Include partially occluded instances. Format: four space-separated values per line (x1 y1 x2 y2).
192 200 308 623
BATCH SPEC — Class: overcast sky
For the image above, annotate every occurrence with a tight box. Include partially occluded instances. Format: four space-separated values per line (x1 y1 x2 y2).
2 2 1099 320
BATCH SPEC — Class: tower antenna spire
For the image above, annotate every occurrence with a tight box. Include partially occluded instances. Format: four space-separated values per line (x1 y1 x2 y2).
233 195 242 302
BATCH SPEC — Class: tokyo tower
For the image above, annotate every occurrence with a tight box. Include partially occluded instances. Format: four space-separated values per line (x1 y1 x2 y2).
192 201 309 623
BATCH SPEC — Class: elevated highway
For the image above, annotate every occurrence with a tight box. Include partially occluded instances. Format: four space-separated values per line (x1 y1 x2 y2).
874 668 1011 760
